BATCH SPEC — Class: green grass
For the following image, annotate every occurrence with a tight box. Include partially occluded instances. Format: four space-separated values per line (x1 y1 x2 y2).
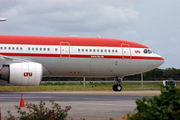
0 82 179 92
40 82 172 88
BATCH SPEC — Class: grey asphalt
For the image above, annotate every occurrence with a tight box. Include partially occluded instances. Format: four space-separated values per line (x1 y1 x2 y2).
0 91 158 120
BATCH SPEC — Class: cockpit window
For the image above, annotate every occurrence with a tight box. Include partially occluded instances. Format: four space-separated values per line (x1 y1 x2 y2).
144 49 147 53
144 49 153 54
148 49 152 53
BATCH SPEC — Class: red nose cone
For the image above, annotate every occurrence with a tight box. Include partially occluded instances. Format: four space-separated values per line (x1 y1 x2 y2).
161 57 164 61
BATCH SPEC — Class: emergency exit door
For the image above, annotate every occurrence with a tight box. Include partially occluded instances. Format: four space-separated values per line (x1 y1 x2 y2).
121 44 131 59
60 42 70 57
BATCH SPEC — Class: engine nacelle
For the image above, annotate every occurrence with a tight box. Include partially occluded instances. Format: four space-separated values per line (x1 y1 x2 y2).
0 62 43 86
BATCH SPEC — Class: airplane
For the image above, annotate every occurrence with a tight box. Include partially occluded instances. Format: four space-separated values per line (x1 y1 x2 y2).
0 35 164 91
0 18 7 21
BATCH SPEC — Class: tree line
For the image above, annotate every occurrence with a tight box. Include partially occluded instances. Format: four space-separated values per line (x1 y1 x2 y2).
124 68 180 80
42 68 180 81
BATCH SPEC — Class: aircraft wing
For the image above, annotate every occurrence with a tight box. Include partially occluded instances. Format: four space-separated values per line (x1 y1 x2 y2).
0 55 34 67
0 55 31 62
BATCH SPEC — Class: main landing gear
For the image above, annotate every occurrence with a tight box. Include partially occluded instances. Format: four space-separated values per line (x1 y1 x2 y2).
112 76 123 91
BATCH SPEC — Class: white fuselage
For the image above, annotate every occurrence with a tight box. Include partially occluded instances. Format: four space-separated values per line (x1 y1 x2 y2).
0 36 164 78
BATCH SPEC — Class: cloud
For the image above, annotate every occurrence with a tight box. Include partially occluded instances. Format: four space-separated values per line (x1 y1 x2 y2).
167 38 180 55
169 37 178 43
127 31 139 38
1 0 180 69
0 0 139 33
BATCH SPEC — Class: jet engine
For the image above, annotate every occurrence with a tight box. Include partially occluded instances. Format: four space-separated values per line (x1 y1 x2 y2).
0 62 43 86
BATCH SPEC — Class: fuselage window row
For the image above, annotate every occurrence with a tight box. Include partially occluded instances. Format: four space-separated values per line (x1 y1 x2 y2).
27 47 51 51
78 49 118 53
0 46 23 50
0 46 53 52
0 46 119 54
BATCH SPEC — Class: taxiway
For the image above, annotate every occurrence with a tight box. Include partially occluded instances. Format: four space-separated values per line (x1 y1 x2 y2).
0 91 160 120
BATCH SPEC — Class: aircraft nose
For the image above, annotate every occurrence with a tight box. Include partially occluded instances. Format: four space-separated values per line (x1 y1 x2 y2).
158 56 164 66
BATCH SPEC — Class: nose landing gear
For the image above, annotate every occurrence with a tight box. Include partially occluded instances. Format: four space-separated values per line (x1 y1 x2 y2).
113 84 122 91
112 76 123 91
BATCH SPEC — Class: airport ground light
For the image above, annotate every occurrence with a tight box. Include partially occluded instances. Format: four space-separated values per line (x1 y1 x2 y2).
126 82 180 120
5 100 71 120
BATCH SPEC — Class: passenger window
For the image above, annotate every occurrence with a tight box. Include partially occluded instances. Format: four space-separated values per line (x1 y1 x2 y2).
89 49 92 52
47 48 50 51
86 49 88 52
40 48 42 51
101 49 103 52
32 48 34 50
0 47 2 49
36 48 38 51
8 47 11 50
55 48 57 51
82 49 84 52
78 49 80 52
28 48 30 50
16 47 18 50
108 50 111 52
115 50 118 53
20 47 22 50
112 50 114 53
93 49 95 52
105 50 107 52
4 47 7 50
12 47 15 50
44 48 46 51
97 49 99 52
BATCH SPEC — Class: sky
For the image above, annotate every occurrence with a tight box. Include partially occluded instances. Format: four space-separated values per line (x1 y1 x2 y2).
0 0 180 69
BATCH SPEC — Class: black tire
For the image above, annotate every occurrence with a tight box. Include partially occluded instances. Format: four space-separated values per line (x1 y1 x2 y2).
113 84 117 91
112 84 122 91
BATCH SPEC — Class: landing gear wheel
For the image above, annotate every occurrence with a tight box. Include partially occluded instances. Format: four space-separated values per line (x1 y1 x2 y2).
117 84 122 91
113 85 117 91
112 84 122 91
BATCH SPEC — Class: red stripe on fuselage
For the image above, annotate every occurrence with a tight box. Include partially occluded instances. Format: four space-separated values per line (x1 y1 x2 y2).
0 35 149 48
0 53 164 60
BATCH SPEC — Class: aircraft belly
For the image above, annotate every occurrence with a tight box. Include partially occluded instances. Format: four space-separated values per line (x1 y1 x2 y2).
90 59 110 74
11 57 163 77
32 57 91 77
117 59 163 76
32 57 114 77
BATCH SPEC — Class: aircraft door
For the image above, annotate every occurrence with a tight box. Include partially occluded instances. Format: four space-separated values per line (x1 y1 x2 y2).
121 44 131 59
60 42 70 57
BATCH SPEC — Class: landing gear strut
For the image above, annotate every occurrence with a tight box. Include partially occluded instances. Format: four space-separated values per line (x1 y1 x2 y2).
112 76 123 91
